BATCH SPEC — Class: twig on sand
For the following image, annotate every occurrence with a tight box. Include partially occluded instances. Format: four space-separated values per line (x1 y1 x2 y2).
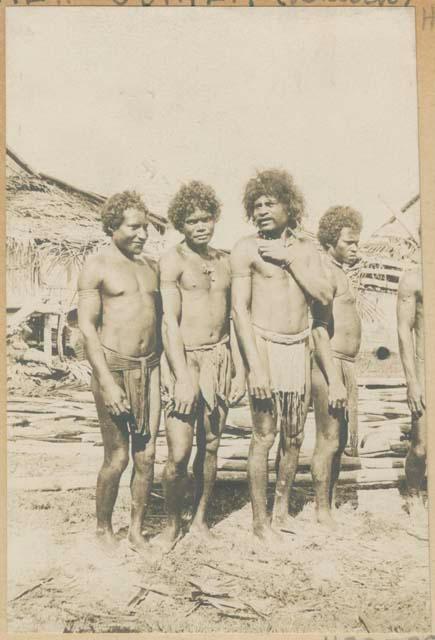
406 529 428 542
216 610 258 621
359 614 372 633
128 587 149 609
134 583 176 599
201 562 249 581
240 599 269 620
10 576 54 602
185 602 202 617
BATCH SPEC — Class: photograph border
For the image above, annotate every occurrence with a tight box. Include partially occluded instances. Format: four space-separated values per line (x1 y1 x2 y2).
1 1 434 638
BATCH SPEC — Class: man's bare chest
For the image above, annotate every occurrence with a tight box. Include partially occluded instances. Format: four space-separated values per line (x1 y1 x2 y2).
103 261 157 298
180 260 231 293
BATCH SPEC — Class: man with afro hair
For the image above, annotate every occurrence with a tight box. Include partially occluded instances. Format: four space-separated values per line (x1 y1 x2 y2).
154 180 245 551
311 205 363 529
231 169 332 543
78 190 161 553
397 228 426 521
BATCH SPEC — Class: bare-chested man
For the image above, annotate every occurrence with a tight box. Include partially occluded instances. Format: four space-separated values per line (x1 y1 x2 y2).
231 170 332 542
397 259 426 516
154 181 245 551
311 206 362 528
78 191 161 552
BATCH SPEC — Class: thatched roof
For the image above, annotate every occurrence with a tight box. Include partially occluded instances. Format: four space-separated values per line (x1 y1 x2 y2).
361 195 420 264
6 147 168 252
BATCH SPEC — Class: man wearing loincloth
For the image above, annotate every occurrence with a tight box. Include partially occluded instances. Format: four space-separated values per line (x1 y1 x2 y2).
397 257 426 517
311 206 362 529
78 191 161 552
231 169 333 542
154 181 245 551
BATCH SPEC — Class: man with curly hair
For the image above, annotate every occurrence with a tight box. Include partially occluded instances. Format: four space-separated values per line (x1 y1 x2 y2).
231 169 333 542
311 205 362 528
154 180 245 551
78 190 161 553
397 228 426 520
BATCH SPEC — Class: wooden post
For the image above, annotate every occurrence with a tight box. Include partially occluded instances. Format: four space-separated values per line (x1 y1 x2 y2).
43 314 53 366
57 313 65 361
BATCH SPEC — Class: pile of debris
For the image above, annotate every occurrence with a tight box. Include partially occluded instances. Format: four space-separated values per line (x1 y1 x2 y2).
7 326 90 397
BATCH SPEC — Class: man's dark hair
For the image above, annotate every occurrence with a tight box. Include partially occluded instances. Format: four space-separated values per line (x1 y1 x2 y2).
101 191 151 237
167 181 221 232
243 169 305 228
317 206 363 249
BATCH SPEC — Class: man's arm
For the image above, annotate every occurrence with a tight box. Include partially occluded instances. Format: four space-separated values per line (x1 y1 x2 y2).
397 271 425 416
257 238 333 305
230 240 271 400
229 320 246 406
160 250 196 415
311 273 347 409
77 257 130 416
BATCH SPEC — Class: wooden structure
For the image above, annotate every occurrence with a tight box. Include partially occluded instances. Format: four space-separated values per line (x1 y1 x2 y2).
6 147 168 360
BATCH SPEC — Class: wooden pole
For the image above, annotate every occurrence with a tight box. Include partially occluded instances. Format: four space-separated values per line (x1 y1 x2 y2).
43 314 53 366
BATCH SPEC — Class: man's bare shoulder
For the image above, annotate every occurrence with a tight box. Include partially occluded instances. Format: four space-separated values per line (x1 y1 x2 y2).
231 235 258 255
159 244 184 280
399 268 421 295
78 253 107 290
143 255 158 272
160 244 183 263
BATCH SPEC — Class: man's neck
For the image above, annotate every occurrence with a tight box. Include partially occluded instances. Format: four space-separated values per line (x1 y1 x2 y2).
183 239 211 259
326 251 344 270
111 241 136 262
258 227 292 242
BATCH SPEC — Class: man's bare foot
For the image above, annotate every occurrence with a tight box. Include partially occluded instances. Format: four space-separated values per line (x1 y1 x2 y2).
151 527 182 554
127 530 150 553
316 509 338 531
253 524 284 545
189 521 216 541
407 497 427 522
96 528 118 552
271 514 298 534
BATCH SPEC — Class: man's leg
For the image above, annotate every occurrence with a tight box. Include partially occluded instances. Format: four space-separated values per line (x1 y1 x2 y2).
329 415 348 511
272 349 311 529
128 367 161 551
311 363 342 528
405 411 426 514
152 411 195 551
248 397 281 541
191 402 227 538
92 377 129 547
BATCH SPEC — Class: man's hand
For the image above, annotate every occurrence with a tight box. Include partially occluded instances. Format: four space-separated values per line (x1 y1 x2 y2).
249 368 272 400
229 374 246 407
172 379 197 415
101 380 131 416
407 380 426 417
257 240 293 268
328 378 347 410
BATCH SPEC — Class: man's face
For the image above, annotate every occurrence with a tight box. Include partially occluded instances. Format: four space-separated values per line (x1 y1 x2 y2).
252 195 289 235
112 208 148 256
330 227 360 266
181 208 215 247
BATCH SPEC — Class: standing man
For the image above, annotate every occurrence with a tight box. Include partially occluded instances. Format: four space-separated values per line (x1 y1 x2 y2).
154 181 245 552
311 206 362 529
397 258 426 516
231 169 332 542
78 191 161 552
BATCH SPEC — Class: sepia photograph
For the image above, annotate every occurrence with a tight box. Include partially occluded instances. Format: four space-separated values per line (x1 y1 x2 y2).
5 5 430 634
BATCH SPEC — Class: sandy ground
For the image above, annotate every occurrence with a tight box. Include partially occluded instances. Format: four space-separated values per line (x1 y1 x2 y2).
7 387 431 634
8 472 430 633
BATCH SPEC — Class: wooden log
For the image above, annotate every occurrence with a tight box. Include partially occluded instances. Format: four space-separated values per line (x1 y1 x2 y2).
219 455 361 473
214 466 405 488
